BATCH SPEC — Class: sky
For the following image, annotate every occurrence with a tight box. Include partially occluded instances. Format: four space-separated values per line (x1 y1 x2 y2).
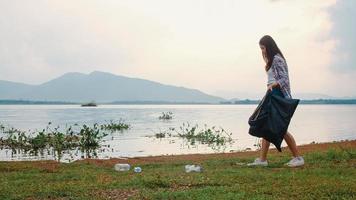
0 0 355 99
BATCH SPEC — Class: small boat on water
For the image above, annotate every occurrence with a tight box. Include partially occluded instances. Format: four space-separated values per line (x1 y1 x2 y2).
81 102 97 107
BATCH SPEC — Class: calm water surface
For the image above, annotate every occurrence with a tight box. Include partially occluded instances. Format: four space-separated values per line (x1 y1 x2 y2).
0 104 355 161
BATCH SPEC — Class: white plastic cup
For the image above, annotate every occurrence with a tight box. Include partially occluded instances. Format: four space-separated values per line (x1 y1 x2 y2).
134 167 142 173
185 165 203 173
114 163 131 171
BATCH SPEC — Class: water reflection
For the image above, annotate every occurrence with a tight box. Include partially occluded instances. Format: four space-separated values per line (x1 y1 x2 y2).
0 104 355 161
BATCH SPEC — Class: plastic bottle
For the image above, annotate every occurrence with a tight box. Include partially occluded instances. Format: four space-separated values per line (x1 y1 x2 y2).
114 163 131 171
185 165 203 173
134 167 142 173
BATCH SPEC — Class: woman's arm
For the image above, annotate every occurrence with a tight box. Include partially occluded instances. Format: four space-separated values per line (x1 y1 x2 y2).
271 56 289 91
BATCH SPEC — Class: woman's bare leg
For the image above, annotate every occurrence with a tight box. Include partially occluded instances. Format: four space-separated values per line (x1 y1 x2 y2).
260 139 270 161
284 131 300 157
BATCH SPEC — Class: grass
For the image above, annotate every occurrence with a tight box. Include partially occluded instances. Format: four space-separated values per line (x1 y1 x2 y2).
0 140 355 200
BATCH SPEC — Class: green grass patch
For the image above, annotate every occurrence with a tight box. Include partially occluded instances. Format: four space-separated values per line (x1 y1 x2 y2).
0 144 355 199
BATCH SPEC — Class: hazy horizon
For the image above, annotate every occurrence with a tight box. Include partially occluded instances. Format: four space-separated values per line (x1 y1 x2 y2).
2 70 355 100
0 0 355 99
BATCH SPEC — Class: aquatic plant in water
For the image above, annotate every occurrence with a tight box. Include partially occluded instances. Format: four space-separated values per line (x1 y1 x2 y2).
100 120 130 132
47 124 80 161
2 127 31 156
151 122 233 149
78 123 108 158
158 112 173 120
28 129 49 157
0 121 122 161
154 127 175 138
177 122 233 146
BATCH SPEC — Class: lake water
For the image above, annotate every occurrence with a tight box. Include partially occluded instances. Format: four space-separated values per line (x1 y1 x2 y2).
0 104 355 161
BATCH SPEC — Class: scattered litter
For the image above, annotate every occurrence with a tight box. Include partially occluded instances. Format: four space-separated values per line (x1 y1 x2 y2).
185 165 203 173
134 167 142 173
114 163 130 171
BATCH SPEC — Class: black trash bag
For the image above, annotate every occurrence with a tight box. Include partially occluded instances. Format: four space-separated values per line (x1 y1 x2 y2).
248 90 299 152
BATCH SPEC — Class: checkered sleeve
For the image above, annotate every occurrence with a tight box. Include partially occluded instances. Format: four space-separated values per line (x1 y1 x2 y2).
271 55 292 98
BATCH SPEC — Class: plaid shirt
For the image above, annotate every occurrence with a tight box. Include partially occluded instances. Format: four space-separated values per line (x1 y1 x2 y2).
271 54 292 99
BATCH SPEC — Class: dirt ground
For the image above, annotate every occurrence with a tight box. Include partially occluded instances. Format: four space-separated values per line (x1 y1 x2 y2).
77 140 356 167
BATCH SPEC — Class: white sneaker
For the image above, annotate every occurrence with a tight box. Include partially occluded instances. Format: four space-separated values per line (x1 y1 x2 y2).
285 156 304 167
247 158 268 166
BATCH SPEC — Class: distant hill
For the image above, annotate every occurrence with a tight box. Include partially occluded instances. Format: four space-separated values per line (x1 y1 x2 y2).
0 80 35 99
0 71 225 103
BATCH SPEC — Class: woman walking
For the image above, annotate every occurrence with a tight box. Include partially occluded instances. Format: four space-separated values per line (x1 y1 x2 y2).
247 35 304 167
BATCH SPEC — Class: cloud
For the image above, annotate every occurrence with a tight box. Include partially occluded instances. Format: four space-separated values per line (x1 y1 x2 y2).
0 0 129 84
329 0 356 72
324 0 356 96
0 0 353 98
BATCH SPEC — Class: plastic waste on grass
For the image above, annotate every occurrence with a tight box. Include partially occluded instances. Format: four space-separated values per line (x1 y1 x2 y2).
185 165 203 173
134 167 142 173
114 163 130 171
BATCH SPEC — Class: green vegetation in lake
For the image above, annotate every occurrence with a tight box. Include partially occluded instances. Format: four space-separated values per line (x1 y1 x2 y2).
100 120 130 132
78 124 107 158
177 123 233 146
154 127 175 138
152 123 234 149
158 112 173 120
0 123 80 161
0 121 130 161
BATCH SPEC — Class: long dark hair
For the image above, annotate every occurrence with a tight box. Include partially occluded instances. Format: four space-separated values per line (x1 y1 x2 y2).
259 35 285 71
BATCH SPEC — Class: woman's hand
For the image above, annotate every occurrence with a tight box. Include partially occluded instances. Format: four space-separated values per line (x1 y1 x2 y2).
267 82 279 91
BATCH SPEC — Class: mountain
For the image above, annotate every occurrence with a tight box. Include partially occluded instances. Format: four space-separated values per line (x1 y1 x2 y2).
0 80 35 99
0 71 225 103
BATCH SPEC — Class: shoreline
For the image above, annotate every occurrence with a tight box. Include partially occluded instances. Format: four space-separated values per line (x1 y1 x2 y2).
2 101 356 105
1 139 354 165
77 139 355 166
